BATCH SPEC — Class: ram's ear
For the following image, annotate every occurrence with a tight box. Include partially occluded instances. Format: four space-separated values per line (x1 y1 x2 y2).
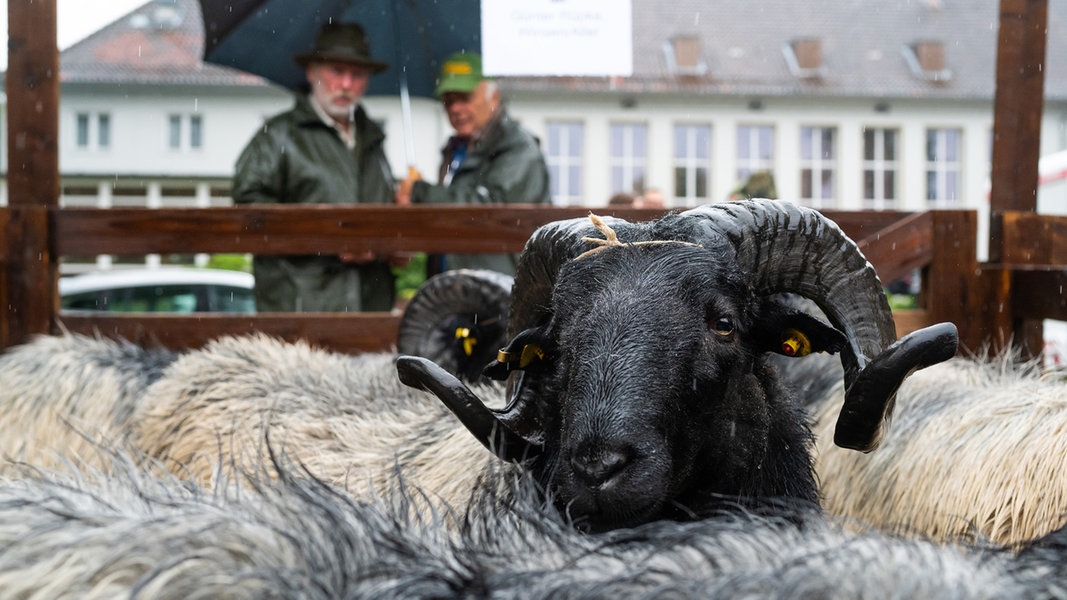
757 299 847 358
482 326 555 381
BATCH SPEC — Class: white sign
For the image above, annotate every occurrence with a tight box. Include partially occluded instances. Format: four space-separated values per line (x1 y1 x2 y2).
481 0 633 77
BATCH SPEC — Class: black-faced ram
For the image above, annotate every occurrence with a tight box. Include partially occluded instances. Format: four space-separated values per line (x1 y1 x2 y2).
399 199 958 532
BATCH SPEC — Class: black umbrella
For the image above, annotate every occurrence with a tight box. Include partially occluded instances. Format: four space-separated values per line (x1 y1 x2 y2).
200 0 480 97
200 0 481 164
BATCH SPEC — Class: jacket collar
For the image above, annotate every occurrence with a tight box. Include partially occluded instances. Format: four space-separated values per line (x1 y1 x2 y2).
291 95 385 149
470 108 509 151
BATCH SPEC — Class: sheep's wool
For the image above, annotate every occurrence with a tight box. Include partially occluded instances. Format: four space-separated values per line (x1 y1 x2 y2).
813 355 1067 546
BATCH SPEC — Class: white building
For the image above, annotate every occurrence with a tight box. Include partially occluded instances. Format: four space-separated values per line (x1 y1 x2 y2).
3 0 1066 230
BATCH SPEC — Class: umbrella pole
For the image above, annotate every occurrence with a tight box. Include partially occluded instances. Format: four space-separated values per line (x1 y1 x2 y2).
400 70 418 172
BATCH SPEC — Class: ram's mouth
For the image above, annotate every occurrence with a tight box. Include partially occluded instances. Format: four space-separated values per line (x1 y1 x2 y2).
563 494 666 533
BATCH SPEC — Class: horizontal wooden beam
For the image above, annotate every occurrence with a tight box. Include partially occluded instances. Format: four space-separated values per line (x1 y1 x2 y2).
819 210 915 241
855 211 934 284
53 205 667 256
52 206 908 257
998 211 1067 268
1013 270 1067 321
892 308 932 338
57 312 403 353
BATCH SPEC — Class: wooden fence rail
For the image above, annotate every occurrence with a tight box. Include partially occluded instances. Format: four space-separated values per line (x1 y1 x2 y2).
0 204 1046 356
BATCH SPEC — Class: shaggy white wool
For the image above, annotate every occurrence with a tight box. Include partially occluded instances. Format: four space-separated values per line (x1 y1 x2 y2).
0 333 171 477
132 333 511 511
813 354 1067 546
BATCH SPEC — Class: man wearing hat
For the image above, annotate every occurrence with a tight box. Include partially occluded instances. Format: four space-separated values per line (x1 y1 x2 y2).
396 52 550 277
233 23 399 312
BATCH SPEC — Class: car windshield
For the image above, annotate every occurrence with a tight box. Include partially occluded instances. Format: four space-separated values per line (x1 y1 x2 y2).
60 270 256 314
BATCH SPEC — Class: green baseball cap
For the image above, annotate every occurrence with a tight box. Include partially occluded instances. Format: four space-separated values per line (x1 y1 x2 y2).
435 52 485 96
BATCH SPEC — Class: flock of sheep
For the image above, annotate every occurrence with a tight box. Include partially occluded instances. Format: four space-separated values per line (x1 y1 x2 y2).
2 199 1067 597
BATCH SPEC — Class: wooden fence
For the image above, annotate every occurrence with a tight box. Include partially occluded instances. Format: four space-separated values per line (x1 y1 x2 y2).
5 203 1061 357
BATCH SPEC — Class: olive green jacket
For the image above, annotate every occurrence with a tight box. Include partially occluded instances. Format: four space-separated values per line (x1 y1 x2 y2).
410 109 551 276
233 96 396 312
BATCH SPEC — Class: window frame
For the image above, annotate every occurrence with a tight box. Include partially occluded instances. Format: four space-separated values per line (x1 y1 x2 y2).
672 122 713 206
799 125 837 208
545 120 585 205
609 121 649 195
862 127 900 210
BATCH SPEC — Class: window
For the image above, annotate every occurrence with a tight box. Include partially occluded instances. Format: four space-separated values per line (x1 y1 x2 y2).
926 128 962 205
168 115 182 149
673 124 712 206
190 115 203 149
76 113 90 148
784 38 826 79
97 114 111 148
610 123 648 194
905 40 952 82
545 121 584 205
863 127 899 209
168 114 204 151
664 35 708 76
736 125 774 186
75 112 110 149
800 126 837 207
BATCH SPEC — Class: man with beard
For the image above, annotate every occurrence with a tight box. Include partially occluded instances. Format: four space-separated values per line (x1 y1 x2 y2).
234 23 399 312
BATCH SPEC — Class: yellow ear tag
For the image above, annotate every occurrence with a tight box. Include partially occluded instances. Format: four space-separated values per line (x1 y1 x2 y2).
781 328 812 357
519 344 545 368
496 343 544 368
454 327 477 357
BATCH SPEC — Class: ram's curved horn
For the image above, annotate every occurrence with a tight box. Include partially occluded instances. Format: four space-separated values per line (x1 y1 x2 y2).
505 217 620 336
396 269 513 383
675 199 958 451
395 355 540 462
832 322 958 449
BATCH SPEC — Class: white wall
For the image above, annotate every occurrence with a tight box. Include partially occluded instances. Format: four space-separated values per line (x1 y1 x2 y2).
58 85 452 183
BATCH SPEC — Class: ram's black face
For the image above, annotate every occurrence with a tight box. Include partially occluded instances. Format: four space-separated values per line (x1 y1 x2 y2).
510 245 829 532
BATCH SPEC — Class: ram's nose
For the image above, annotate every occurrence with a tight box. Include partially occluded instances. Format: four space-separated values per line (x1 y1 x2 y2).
570 443 633 487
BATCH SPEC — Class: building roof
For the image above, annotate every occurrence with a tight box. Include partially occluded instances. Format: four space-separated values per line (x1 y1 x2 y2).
507 0 1067 102
58 0 269 88
53 0 1067 101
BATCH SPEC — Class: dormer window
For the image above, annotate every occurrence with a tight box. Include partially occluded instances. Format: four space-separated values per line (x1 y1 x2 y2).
664 34 708 76
903 40 952 82
783 37 826 79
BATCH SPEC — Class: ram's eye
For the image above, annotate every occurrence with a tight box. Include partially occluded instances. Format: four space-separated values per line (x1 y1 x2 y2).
711 317 735 336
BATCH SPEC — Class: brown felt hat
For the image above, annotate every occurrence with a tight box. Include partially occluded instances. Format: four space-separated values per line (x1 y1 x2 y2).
294 23 389 73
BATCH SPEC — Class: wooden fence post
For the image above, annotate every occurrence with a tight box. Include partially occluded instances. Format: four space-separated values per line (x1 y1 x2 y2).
3 0 60 348
925 211 996 354
988 0 1049 357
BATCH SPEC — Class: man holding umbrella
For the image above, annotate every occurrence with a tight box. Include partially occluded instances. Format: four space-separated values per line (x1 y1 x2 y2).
395 52 551 277
233 23 399 312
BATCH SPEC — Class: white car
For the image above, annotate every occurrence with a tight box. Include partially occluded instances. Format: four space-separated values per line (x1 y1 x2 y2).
60 267 255 313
